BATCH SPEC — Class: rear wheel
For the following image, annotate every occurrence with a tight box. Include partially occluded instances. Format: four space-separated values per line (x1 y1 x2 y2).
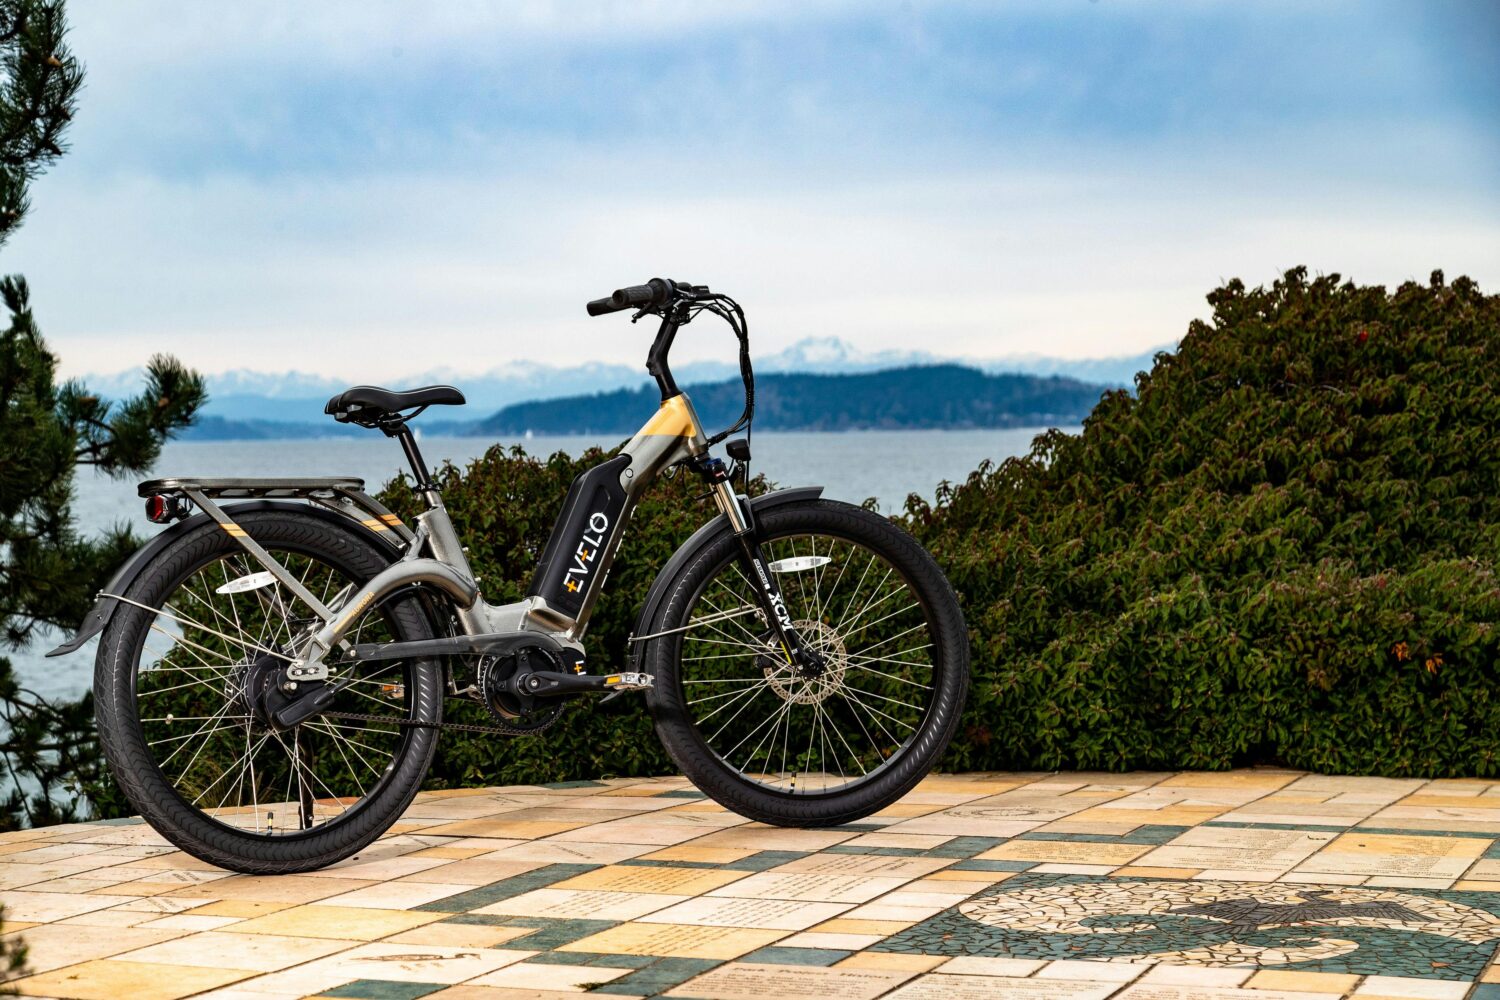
94 510 443 874
643 499 968 826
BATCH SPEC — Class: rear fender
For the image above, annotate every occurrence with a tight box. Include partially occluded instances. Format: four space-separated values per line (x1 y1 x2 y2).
46 499 408 657
627 486 823 671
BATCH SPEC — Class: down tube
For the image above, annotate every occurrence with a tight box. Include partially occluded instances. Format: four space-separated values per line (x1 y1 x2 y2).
526 394 708 638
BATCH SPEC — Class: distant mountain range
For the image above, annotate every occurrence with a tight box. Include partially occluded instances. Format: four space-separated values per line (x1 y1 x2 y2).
475 365 1108 436
73 338 1158 440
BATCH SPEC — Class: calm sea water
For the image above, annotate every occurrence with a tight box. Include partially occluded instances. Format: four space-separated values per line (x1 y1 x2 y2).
18 428 1060 701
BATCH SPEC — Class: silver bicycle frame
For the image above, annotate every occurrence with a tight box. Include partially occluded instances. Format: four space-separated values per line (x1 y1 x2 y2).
170 393 715 681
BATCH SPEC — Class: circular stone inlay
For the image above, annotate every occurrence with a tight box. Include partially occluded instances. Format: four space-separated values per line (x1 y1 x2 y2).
958 880 1500 967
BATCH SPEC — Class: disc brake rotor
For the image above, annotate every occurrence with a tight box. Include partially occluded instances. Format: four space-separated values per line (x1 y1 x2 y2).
761 619 849 704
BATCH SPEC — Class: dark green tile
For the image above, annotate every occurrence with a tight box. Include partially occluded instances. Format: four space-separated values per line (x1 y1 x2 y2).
317 981 445 1000
413 862 597 911
725 850 810 871
503 917 618 949
951 858 1034 872
543 779 607 789
923 836 1004 858
739 946 851 966
588 957 722 994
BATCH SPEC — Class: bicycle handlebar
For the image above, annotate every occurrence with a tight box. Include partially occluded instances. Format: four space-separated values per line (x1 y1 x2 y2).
583 277 753 447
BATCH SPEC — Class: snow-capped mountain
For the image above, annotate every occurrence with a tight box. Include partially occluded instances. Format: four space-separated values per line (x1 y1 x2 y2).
80 337 1169 422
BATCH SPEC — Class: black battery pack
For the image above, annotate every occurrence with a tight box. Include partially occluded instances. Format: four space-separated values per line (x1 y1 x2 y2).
527 454 631 618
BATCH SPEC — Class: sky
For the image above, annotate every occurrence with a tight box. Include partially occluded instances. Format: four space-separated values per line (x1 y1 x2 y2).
9 0 1499 381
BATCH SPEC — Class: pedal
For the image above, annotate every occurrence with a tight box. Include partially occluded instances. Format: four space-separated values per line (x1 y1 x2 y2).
600 672 654 703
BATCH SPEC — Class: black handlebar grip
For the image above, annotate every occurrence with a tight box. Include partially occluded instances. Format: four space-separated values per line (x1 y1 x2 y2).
586 277 678 316
614 284 659 307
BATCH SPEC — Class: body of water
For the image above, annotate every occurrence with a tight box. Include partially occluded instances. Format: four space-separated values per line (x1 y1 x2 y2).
19 428 1060 701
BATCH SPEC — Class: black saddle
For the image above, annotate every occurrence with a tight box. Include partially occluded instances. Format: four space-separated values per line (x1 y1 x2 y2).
325 384 466 428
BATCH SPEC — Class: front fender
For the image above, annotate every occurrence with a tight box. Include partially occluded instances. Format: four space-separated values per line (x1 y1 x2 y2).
46 500 407 657
628 486 822 670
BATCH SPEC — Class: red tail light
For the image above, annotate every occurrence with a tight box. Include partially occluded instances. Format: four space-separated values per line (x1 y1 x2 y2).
145 494 189 524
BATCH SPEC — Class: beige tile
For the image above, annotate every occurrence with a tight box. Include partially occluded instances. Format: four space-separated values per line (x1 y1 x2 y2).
938 956 1049 976
477 887 688 921
0 923 188 973
708 870 912 903
12 959 257 999
1246 970 1360 993
113 930 357 971
470 960 634 991
186 899 298 918
837 952 947 972
385 922 541 949
560 921 787 959
0 889 127 922
222 903 446 940
169 874 374 903
316 880 472 909
1034 959 1147 983
641 895 850 930
1138 965 1251 987
417 818 591 838
883 972 1120 999
664 961 913 999
1353 976 1470 998
552 863 750 895
288 942 536 984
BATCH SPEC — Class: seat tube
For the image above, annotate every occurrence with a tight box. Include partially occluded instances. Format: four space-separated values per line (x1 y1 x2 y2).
418 500 486 633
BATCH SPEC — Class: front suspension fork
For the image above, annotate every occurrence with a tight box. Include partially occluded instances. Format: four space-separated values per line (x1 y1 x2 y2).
708 478 818 672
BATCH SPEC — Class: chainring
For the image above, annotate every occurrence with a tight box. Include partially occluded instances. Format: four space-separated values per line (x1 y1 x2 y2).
475 647 566 735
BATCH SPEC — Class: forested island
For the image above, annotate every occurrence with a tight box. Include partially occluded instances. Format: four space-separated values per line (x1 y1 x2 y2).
179 365 1110 439
476 364 1106 435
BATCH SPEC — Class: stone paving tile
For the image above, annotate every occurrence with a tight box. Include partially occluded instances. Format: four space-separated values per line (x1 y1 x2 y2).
8 770 1500 998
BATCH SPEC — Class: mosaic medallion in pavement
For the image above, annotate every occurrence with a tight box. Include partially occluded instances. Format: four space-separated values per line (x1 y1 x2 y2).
874 873 1500 981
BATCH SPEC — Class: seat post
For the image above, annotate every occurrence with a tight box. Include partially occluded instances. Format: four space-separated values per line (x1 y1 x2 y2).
385 422 440 500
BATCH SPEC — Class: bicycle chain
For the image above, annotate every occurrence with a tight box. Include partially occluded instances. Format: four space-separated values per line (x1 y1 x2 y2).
319 709 549 736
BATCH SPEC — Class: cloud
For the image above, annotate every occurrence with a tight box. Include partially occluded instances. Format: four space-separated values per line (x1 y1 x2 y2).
9 0 1497 379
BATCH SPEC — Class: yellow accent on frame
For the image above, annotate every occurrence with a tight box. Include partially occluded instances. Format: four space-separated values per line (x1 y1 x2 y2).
636 394 697 438
221 523 247 537
379 513 403 527
360 518 390 532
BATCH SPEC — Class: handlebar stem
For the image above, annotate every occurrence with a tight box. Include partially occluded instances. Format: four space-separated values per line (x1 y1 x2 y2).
646 302 688 401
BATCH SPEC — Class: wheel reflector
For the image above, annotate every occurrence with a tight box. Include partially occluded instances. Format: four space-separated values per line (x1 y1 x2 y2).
215 571 277 594
767 556 832 573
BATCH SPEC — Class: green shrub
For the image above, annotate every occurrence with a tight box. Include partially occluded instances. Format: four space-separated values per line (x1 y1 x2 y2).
906 267 1500 775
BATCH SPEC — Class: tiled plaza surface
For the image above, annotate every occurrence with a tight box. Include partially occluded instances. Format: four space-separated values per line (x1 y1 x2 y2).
5 770 1500 999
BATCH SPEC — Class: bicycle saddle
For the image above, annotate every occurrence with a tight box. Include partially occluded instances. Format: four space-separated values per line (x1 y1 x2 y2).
325 385 466 425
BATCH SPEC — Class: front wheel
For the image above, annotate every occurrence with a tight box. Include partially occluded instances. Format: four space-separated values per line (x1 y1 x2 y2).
643 499 969 827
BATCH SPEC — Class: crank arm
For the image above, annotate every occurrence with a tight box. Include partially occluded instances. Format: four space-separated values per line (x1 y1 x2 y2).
516 670 653 698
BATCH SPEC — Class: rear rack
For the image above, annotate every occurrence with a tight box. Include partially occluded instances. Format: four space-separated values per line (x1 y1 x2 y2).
137 477 415 545
137 477 366 499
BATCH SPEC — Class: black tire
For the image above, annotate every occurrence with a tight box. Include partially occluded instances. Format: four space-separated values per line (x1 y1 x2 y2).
643 499 968 827
94 510 443 874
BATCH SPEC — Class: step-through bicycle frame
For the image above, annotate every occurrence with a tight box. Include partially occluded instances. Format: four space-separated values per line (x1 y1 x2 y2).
97 300 811 690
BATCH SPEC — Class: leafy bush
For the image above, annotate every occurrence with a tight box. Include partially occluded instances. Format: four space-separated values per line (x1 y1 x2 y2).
906 268 1500 776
